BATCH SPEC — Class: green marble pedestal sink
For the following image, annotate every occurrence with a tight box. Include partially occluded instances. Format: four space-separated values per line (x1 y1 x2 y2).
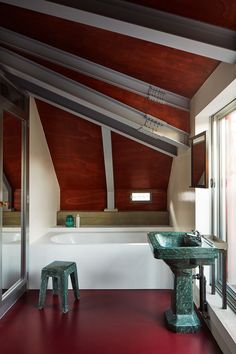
148 232 218 333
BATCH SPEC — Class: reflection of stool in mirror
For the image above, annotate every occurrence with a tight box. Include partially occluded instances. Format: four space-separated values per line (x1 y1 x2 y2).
38 261 80 313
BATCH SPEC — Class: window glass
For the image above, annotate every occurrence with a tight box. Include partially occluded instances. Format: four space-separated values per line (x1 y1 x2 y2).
225 111 236 290
212 104 236 297
131 192 151 202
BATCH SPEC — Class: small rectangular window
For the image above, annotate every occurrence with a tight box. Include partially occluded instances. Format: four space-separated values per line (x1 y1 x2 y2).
130 192 151 202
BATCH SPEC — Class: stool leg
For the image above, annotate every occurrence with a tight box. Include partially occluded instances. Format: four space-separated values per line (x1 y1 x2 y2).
52 277 59 295
70 269 80 300
59 275 69 313
38 274 49 309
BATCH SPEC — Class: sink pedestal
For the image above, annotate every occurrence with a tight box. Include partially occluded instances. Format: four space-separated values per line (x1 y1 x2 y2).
148 231 219 333
165 267 200 333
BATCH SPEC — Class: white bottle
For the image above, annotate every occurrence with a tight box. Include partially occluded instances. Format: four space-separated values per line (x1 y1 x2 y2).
76 214 80 228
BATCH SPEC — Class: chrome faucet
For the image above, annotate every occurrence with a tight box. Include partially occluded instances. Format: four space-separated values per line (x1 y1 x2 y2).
191 230 202 242
184 230 202 246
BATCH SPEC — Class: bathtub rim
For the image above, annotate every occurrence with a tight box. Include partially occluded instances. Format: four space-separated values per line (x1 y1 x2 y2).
48 226 174 233
50 232 149 245
31 226 174 245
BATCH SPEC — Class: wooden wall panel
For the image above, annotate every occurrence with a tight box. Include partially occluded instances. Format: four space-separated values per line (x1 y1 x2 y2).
0 4 219 97
3 112 22 210
36 99 106 210
115 189 167 211
60 190 106 210
125 0 236 30
112 133 172 211
4 47 189 132
35 100 173 212
112 133 173 189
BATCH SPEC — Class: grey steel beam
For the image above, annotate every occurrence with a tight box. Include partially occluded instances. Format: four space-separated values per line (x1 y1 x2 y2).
0 27 190 111
101 127 116 211
0 47 188 150
1 0 236 62
5 73 177 156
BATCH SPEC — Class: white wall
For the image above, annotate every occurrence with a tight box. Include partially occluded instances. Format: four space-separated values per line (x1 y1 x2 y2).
167 62 236 232
191 62 236 124
167 148 195 231
29 97 60 242
191 62 236 234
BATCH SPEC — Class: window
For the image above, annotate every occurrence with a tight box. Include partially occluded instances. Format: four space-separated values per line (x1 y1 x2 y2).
130 192 151 202
212 99 236 311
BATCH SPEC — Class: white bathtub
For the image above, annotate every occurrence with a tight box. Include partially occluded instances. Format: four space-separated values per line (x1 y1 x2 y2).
29 227 174 290
1 229 21 289
50 232 147 244
2 231 21 244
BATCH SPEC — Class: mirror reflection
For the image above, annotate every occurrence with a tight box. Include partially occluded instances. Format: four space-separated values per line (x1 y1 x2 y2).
191 132 208 188
2 111 22 294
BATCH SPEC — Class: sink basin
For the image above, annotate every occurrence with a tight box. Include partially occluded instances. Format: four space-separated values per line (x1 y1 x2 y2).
149 231 218 268
148 231 219 333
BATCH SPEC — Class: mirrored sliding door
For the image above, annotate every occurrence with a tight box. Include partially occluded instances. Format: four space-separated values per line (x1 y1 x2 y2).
0 74 29 318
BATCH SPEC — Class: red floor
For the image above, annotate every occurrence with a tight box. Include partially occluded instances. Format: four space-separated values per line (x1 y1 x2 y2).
0 290 221 354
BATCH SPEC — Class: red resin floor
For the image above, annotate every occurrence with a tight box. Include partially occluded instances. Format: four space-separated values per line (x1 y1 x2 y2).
0 290 222 354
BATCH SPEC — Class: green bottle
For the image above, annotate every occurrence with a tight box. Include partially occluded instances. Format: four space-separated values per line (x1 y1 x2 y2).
65 215 74 227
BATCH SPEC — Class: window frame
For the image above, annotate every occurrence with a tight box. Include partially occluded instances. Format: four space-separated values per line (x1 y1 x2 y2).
211 99 236 313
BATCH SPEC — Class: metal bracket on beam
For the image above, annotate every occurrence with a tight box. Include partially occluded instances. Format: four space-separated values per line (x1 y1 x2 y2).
148 86 166 104
139 115 189 148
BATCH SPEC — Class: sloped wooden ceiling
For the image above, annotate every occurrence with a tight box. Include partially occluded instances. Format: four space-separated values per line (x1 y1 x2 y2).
0 3 219 98
0 1 227 213
112 133 172 211
124 0 236 30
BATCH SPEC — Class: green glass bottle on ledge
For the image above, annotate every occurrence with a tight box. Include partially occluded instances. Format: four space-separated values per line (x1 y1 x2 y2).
65 215 74 227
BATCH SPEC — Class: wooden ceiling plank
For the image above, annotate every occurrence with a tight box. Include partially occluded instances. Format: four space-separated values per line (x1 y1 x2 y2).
0 45 190 133
0 47 188 150
0 27 190 111
0 4 220 98
1 0 236 62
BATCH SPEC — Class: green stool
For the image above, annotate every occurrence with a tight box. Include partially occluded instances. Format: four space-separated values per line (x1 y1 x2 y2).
38 261 80 313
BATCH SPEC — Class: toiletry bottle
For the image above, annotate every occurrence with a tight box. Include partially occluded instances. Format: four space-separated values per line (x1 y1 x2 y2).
76 214 80 228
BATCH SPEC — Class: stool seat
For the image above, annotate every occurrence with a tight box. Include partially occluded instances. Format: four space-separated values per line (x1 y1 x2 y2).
38 261 80 313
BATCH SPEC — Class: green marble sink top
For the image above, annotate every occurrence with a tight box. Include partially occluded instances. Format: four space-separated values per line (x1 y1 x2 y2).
148 231 218 266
